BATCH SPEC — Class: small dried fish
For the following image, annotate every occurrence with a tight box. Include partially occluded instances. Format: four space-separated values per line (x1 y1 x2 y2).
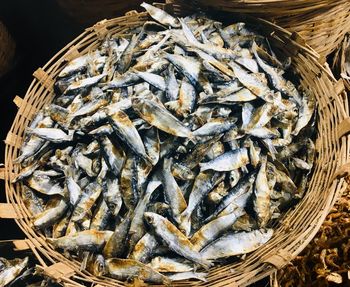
132 97 193 138
180 171 223 236
33 197 68 229
48 230 113 252
200 229 273 259
103 213 132 258
161 158 187 223
167 271 207 282
141 2 180 28
191 208 245 251
108 110 148 160
105 258 170 284
193 118 237 137
199 148 249 172
145 212 212 268
129 233 159 263
0 257 28 287
149 257 194 273
253 157 272 227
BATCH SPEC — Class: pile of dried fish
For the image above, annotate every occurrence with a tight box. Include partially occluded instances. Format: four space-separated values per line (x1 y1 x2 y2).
0 255 61 287
13 3 316 283
0 257 28 287
276 187 350 286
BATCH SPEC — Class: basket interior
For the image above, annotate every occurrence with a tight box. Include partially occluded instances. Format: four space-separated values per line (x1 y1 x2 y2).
3 8 350 287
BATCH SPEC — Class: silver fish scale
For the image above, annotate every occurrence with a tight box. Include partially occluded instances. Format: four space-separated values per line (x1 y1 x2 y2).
15 3 316 284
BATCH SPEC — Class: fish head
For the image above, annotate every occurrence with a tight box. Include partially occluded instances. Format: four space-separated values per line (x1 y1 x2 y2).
144 211 157 225
131 96 144 107
107 202 119 216
92 254 106 276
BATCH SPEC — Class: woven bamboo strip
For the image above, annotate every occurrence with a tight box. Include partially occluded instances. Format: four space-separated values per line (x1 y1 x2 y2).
3 4 350 286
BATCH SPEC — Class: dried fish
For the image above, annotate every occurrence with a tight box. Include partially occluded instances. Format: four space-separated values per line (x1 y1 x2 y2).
200 229 273 259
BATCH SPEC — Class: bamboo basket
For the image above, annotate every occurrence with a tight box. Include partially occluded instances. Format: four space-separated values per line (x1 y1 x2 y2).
2 3 350 287
0 21 15 78
332 34 350 92
186 0 350 60
56 0 147 27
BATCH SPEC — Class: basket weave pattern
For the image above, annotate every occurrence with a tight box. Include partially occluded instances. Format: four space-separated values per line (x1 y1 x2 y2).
3 6 350 286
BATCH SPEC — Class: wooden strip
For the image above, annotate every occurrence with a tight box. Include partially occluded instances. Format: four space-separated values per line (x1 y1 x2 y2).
13 96 23 108
0 167 4 180
335 79 345 96
0 203 22 219
43 262 75 280
337 118 350 139
4 131 22 149
263 249 293 269
33 68 54 92
13 96 35 120
290 31 306 46
64 45 81 62
319 56 327 66
92 20 109 39
13 239 30 251
332 162 350 181
0 167 16 182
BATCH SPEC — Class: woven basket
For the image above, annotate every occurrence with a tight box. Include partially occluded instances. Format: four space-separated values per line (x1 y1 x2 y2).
2 3 350 287
56 0 146 27
332 34 350 92
186 0 350 60
0 21 15 78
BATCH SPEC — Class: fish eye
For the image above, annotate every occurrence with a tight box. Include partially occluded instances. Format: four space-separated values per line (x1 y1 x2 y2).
144 214 154 224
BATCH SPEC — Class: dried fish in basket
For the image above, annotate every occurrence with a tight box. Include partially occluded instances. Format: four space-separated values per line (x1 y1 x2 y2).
3 2 350 286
